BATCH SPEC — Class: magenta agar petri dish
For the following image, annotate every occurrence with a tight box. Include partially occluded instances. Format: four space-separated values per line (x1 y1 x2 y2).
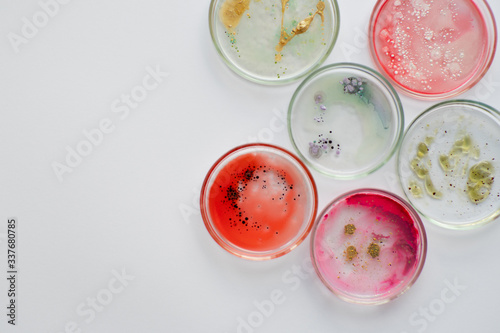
369 0 497 99
311 189 427 305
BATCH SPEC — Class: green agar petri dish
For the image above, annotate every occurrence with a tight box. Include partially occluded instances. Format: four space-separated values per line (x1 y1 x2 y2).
209 0 340 84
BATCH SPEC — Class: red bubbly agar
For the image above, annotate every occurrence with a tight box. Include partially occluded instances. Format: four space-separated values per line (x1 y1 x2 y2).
205 149 312 252
313 190 425 302
372 0 489 96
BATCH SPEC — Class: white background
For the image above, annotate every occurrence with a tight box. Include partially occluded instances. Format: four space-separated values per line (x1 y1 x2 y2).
1 0 499 332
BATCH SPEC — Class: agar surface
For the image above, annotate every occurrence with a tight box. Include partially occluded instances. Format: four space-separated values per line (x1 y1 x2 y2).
408 134 495 204
275 1 325 61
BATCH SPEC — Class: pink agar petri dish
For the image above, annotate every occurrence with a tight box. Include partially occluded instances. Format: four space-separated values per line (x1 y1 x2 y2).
311 189 427 305
369 0 497 99
200 144 318 260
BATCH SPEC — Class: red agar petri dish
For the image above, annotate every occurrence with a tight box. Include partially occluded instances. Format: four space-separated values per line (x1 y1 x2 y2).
311 189 427 304
369 0 497 99
200 144 318 260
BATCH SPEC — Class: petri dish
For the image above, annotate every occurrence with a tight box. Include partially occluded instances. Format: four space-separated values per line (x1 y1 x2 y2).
311 189 427 305
288 63 404 179
209 0 340 84
369 0 497 99
398 100 500 229
200 143 318 260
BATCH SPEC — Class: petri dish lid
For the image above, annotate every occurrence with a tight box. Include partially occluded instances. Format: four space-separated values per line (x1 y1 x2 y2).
369 0 497 99
288 63 404 179
209 0 340 84
397 100 500 229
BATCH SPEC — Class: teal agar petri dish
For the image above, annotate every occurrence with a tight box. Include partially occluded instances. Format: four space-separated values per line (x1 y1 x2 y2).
288 63 404 179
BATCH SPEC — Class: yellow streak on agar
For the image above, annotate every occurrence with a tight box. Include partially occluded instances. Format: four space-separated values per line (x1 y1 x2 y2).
220 0 251 30
275 1 325 61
